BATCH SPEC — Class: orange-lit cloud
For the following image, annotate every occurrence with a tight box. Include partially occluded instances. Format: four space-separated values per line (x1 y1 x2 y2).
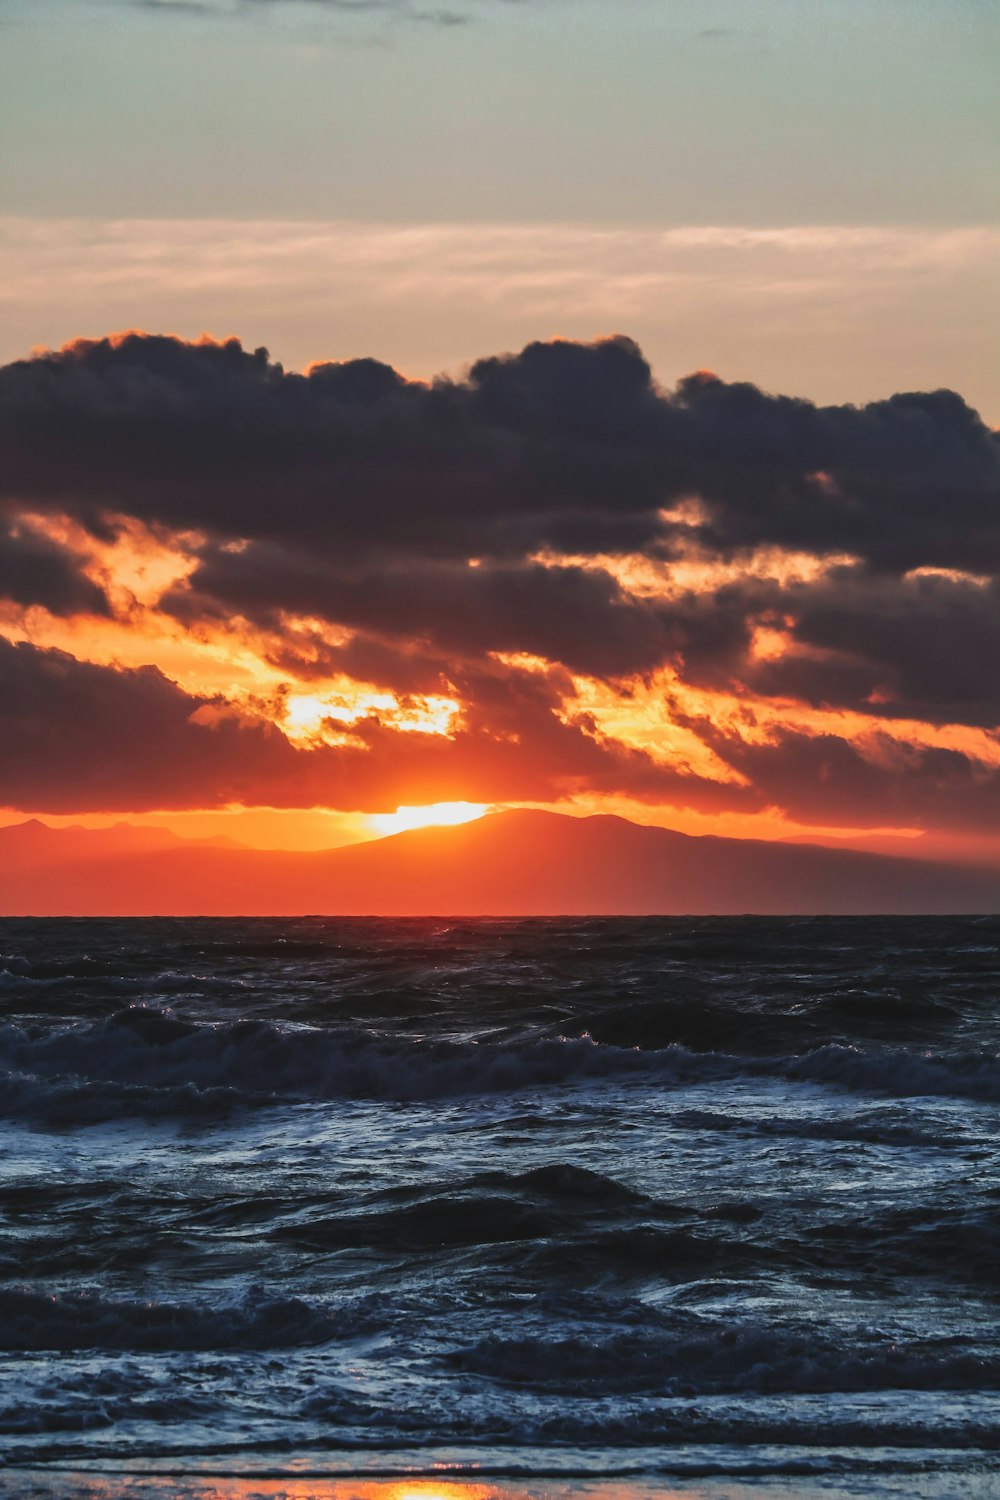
1 330 999 856
283 687 461 746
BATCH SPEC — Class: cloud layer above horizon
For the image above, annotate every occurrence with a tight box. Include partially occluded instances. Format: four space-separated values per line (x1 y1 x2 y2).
2 330 1000 845
5 219 998 423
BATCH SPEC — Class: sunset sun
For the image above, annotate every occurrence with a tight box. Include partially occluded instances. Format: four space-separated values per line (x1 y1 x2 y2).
368 801 490 837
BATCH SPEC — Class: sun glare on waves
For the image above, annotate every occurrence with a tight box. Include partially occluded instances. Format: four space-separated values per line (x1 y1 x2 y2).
369 801 490 836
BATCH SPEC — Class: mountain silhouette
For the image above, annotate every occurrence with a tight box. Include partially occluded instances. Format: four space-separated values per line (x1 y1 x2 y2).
1 810 997 916
0 818 242 869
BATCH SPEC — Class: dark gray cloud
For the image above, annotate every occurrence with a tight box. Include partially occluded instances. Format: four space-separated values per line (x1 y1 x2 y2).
743 569 1000 729
162 548 695 679
0 636 287 812
0 636 710 814
637 566 1000 730
4 333 996 575
689 717 1000 836
0 522 110 617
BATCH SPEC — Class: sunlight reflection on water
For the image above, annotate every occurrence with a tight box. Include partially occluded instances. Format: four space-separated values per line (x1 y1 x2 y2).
0 1479 714 1500
7 1475 1000 1500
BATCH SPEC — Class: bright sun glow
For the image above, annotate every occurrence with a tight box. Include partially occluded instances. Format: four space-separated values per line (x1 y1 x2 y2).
283 688 460 746
369 801 490 837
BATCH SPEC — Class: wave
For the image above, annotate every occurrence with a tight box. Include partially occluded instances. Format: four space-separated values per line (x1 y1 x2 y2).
444 1322 1000 1397
204 1162 1000 1289
0 1285 370 1353
669 1107 970 1148
1 1006 998 1123
580 989 965 1055
803 1204 1000 1287
3 1288 998 1431
4 915 999 1034
3 1148 992 1294
785 1042 1000 1100
272 1164 658 1253
0 1008 995 1128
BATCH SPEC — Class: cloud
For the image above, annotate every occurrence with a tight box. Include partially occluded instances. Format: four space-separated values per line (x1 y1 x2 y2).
732 568 1000 729
4 218 997 420
694 719 1000 836
163 546 698 680
8 631 1000 836
127 0 482 23
2 330 1000 831
3 332 998 697
0 636 723 814
130 1 217 14
0 520 110 617
0 636 287 812
4 331 997 576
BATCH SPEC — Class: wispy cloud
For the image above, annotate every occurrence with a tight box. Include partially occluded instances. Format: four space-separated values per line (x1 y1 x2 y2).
127 0 480 23
2 217 998 416
130 1 217 14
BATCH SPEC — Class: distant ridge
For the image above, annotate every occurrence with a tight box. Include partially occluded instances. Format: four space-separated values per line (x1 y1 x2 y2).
0 819 243 870
0 809 997 916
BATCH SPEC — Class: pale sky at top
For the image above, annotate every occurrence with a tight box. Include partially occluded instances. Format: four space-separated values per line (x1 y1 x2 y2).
3 0 997 223
1 0 998 412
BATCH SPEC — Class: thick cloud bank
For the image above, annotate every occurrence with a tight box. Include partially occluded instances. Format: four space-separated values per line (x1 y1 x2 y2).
6 332 998 572
1 332 998 831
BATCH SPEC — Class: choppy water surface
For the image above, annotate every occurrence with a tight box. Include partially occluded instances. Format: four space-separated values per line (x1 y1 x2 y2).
0 916 998 1498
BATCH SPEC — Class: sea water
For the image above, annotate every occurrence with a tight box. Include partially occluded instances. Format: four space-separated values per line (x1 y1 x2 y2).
0 917 997 1498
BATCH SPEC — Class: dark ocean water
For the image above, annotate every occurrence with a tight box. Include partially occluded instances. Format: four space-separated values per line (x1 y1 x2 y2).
1 916 998 1498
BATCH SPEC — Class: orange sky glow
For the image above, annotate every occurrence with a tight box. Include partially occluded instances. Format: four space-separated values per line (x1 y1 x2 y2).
0 505 992 857
0 515 948 849
1 495 997 860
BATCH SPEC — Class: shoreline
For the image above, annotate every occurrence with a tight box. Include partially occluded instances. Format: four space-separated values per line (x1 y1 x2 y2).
4 1461 1000 1500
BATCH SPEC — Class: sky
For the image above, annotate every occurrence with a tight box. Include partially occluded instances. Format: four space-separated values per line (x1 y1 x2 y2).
2 0 998 410
1 0 999 859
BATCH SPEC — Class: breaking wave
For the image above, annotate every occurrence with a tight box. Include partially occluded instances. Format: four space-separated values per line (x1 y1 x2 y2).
1 1005 997 1123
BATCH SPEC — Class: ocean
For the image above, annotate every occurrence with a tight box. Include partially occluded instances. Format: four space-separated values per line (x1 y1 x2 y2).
0 916 997 1500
